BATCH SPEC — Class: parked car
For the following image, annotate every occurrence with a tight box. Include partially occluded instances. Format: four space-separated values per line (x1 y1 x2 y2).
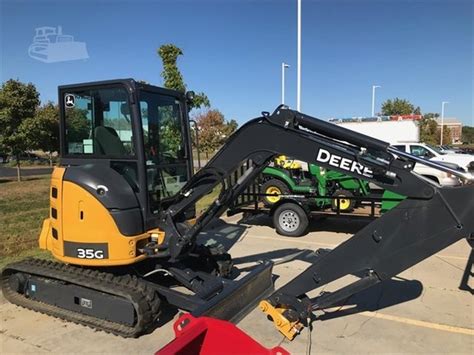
438 145 458 154
7 152 50 164
393 143 473 180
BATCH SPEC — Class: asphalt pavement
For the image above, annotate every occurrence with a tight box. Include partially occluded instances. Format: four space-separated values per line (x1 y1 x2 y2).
0 166 53 178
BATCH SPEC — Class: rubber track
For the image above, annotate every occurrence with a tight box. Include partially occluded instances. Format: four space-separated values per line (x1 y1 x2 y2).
1 258 161 337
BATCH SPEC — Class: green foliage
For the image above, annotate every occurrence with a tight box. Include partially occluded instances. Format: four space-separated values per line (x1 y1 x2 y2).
461 126 474 143
21 102 59 162
0 79 41 180
65 107 90 143
158 106 182 155
195 110 238 156
418 113 450 145
418 115 439 145
157 44 210 110
381 98 415 116
0 79 40 154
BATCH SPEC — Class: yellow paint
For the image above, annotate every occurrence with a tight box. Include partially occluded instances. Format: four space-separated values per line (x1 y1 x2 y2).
38 167 152 266
358 311 474 336
259 300 304 340
148 228 166 245
336 198 351 211
266 186 282 204
275 155 302 170
38 167 65 255
58 181 149 266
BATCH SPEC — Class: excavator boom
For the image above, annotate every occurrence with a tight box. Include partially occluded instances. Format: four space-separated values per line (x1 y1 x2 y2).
160 106 473 339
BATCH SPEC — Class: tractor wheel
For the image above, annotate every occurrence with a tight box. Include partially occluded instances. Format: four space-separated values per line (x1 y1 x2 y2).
273 202 309 237
331 189 355 212
261 179 290 207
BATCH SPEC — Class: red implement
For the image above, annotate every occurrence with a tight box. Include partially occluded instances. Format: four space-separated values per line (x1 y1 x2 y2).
156 314 289 355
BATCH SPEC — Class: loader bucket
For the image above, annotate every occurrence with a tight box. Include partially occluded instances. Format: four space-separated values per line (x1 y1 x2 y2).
156 314 289 355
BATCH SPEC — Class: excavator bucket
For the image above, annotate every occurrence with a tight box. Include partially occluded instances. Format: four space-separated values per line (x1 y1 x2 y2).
156 314 289 355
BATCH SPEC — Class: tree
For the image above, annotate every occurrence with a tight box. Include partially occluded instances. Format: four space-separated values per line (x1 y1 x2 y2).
65 107 90 143
21 102 60 166
194 110 238 158
461 126 474 144
0 79 40 181
418 113 450 145
381 98 415 116
157 44 210 109
418 115 439 145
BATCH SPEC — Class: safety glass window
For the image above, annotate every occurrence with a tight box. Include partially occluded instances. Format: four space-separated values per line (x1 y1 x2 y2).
140 91 189 213
64 87 134 156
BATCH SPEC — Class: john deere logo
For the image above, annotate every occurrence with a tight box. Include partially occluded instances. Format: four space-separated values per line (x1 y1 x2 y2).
65 94 75 108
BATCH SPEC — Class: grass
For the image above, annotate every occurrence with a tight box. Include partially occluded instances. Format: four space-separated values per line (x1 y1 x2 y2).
0 176 52 269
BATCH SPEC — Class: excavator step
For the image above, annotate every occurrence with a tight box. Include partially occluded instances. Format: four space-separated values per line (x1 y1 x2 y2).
1 258 161 337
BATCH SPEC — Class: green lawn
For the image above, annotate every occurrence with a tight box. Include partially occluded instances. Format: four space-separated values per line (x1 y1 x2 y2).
0 176 52 269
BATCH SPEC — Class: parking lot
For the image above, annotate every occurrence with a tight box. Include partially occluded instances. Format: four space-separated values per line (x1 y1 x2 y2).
1 214 472 354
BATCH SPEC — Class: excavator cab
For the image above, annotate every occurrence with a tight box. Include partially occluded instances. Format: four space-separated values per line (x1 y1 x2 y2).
40 79 195 265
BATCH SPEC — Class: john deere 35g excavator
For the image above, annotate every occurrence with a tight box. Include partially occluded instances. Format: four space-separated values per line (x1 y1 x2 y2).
2 79 473 340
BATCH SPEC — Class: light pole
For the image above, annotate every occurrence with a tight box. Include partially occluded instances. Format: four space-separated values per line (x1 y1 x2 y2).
297 0 302 111
189 119 201 171
440 101 449 145
371 85 381 117
281 62 290 104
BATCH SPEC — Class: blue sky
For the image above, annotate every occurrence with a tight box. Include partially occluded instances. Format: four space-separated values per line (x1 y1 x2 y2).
1 0 473 125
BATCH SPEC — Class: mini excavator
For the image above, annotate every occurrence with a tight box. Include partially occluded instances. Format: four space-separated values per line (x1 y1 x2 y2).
2 79 473 339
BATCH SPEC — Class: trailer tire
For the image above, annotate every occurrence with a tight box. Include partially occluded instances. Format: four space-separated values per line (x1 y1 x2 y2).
273 203 309 237
261 179 290 207
331 189 355 212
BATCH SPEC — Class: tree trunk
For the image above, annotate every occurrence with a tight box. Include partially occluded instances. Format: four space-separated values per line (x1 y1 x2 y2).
49 152 53 167
16 154 22 182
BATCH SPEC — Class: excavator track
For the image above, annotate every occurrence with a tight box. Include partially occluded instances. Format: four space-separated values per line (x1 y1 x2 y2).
1 258 161 338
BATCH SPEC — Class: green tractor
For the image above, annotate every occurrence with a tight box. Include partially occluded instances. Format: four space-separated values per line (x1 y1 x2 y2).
261 155 370 212
258 156 404 236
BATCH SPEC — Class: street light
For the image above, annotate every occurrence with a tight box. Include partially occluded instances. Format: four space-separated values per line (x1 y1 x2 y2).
371 85 381 117
297 0 302 111
440 101 449 145
281 62 290 104
189 119 201 171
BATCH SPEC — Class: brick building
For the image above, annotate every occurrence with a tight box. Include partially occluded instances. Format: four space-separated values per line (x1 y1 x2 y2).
435 117 463 144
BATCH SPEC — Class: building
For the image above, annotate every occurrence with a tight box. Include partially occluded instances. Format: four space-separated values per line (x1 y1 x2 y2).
435 117 462 144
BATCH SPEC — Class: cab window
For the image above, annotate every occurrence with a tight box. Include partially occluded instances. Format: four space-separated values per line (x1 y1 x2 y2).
64 87 134 156
140 91 189 214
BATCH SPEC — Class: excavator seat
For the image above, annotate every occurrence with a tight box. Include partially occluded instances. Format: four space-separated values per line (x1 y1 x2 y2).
94 126 127 155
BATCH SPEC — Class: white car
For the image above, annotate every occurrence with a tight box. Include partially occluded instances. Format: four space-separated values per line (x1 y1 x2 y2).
393 143 474 174
392 143 469 186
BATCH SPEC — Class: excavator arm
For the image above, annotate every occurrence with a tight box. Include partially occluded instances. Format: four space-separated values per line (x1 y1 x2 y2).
160 106 473 338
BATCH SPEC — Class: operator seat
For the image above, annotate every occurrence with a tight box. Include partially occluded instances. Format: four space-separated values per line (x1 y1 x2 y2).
94 126 127 156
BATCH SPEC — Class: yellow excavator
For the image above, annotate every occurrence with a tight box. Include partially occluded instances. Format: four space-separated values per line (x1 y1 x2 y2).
2 79 473 340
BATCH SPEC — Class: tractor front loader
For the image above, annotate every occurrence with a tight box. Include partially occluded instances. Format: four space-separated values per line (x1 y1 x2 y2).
2 79 473 342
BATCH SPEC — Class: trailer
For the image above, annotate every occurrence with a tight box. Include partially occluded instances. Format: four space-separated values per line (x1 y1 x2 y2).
228 171 405 237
